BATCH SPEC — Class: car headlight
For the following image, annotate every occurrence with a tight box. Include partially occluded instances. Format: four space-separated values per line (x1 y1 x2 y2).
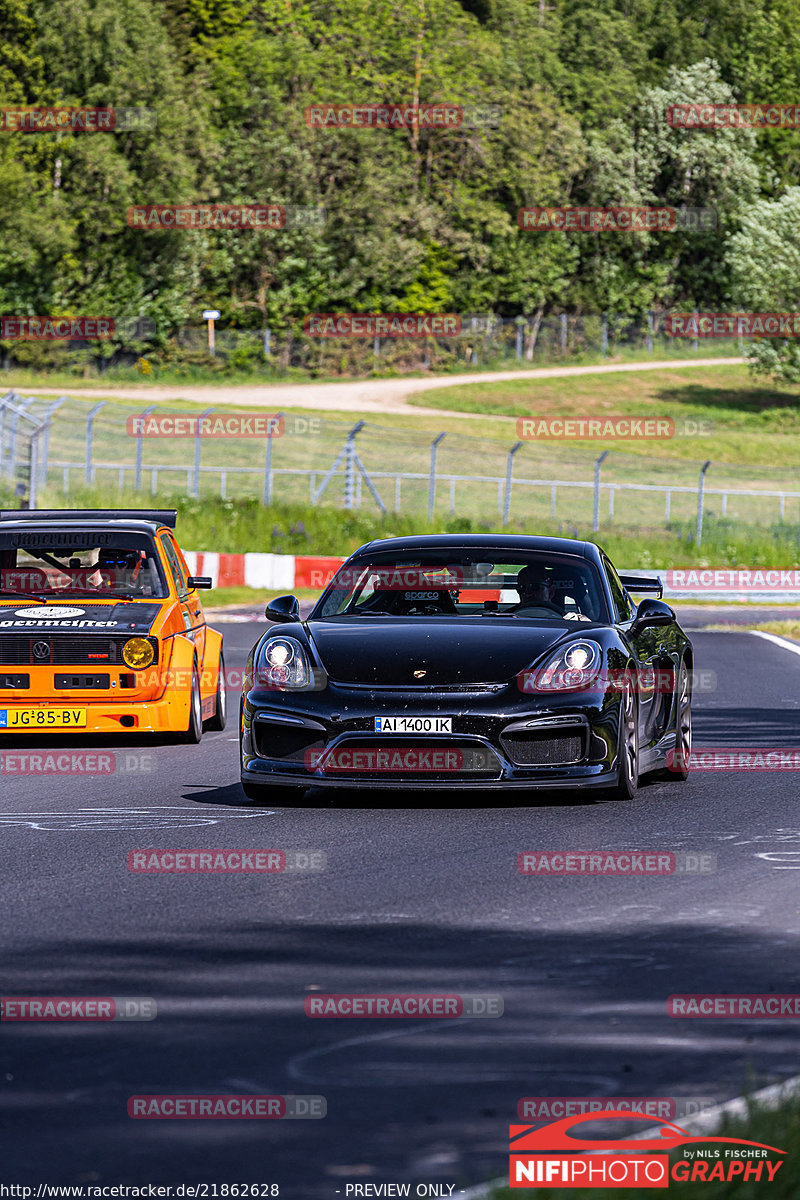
529 640 602 692
122 637 155 670
255 636 311 689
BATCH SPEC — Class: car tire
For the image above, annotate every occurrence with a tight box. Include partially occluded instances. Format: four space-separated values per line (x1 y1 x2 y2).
662 658 692 781
241 780 306 804
179 660 203 744
607 676 638 800
205 651 227 731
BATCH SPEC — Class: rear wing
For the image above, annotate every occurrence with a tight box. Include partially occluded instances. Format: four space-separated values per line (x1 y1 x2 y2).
619 573 663 599
0 509 177 528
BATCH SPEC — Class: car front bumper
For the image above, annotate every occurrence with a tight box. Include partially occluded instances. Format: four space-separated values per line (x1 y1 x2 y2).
241 681 625 792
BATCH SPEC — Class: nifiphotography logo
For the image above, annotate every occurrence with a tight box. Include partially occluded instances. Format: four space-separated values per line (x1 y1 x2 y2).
508 1113 785 1187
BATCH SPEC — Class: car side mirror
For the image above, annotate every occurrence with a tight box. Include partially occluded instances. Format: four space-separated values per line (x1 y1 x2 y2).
187 576 212 589
265 594 300 623
631 597 674 631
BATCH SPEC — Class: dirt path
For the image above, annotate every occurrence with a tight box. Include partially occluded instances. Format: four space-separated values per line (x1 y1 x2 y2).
16 357 745 417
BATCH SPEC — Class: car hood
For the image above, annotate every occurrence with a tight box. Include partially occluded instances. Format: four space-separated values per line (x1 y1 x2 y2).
0 601 162 634
307 617 583 686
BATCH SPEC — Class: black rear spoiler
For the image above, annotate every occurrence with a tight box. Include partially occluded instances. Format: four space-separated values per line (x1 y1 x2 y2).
0 509 177 528
619 573 663 599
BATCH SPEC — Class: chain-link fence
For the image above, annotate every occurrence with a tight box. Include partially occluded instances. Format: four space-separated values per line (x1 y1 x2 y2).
0 312 743 376
1 392 798 544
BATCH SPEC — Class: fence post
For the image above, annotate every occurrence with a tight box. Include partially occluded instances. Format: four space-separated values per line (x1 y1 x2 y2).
593 450 610 532
263 327 271 360
503 441 523 525
7 393 32 483
28 427 42 508
262 411 284 506
696 460 711 545
41 397 67 485
427 432 446 522
601 314 608 357
135 404 156 491
693 308 699 352
345 421 366 510
560 313 567 355
85 401 107 487
193 407 214 498
515 316 525 360
647 311 654 354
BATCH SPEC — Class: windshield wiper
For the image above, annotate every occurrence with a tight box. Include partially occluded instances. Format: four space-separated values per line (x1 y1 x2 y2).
0 590 47 603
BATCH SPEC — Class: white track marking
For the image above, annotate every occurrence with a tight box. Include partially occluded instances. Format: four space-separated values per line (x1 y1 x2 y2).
749 629 800 658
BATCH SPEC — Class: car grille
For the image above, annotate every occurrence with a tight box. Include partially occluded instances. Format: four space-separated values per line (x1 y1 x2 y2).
312 737 502 779
500 729 585 767
0 637 155 667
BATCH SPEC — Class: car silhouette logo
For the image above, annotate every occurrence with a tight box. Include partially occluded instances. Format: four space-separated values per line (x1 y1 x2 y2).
33 642 50 660
509 1112 785 1154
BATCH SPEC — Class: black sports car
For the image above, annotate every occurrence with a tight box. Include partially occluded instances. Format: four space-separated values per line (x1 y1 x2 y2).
239 535 692 801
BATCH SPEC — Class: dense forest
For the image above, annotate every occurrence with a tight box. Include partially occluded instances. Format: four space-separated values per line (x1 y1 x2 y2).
2 0 800 374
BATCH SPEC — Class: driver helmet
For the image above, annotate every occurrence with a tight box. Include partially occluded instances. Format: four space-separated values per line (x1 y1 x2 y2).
516 563 556 603
95 547 144 585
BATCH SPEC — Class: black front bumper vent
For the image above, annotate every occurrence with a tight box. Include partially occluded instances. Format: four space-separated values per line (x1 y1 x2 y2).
500 716 589 767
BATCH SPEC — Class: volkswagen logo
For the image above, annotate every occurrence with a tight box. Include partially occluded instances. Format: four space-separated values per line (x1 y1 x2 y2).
32 641 50 660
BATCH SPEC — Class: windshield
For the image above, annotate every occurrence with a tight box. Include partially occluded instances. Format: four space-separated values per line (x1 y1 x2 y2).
313 551 609 623
0 530 168 599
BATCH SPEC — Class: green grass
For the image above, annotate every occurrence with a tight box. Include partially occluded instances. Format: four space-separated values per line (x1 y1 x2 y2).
204 585 319 609
408 363 800 466
703 620 800 639
0 341 741 389
16 490 800 568
489 1093 800 1198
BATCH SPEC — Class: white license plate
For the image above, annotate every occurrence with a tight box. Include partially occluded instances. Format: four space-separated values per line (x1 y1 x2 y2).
374 716 452 733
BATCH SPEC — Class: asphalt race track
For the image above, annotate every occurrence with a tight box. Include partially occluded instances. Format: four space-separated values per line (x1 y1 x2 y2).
2 621 800 1196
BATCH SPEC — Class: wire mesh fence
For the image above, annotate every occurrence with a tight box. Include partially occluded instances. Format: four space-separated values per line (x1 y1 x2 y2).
1 392 798 543
0 311 743 376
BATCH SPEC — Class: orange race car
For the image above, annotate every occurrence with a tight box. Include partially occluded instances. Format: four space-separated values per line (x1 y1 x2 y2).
0 509 225 741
